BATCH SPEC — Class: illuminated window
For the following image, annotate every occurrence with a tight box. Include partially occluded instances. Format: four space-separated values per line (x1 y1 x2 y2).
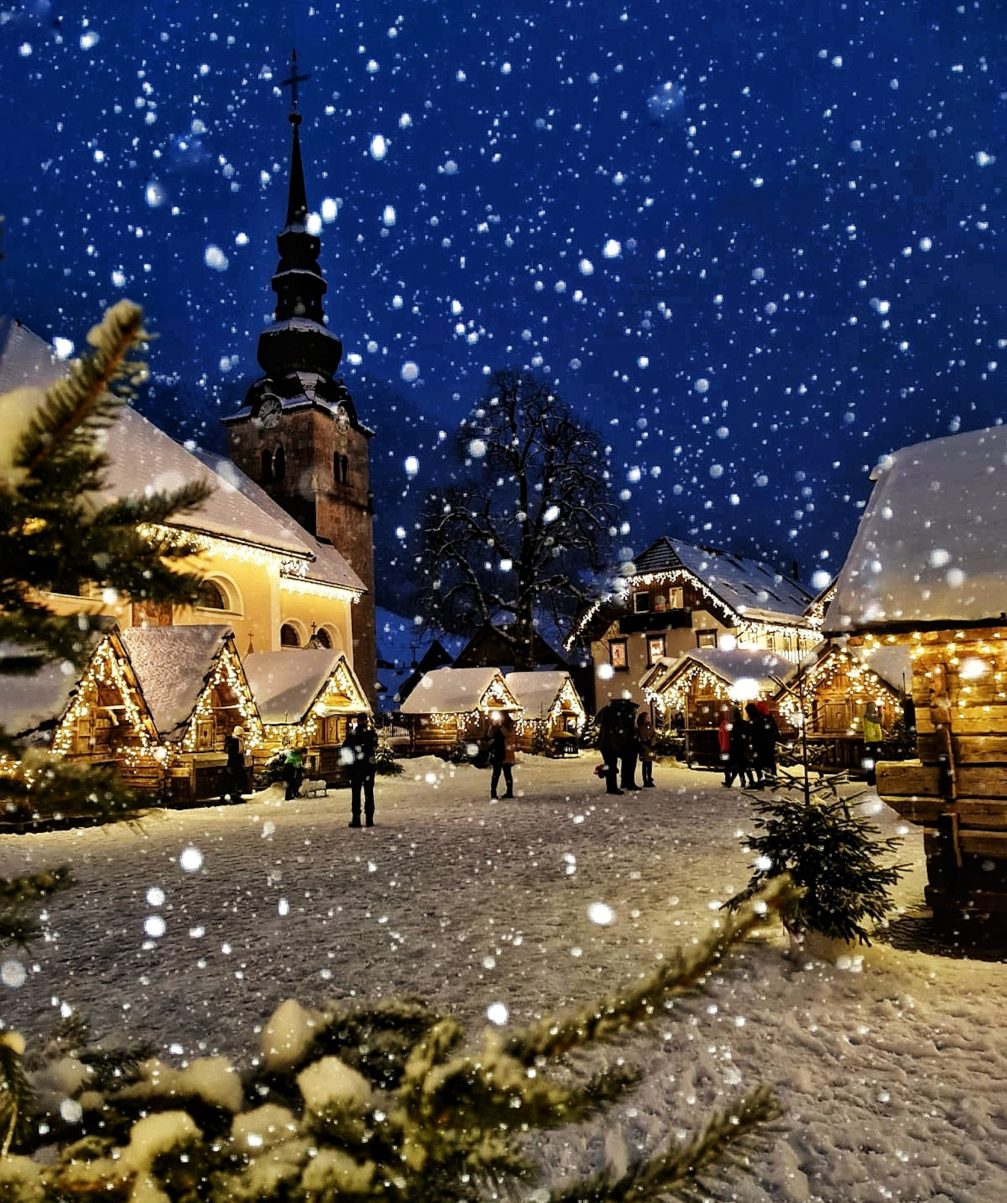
668 587 684 609
647 635 665 666
696 629 718 649
609 639 628 670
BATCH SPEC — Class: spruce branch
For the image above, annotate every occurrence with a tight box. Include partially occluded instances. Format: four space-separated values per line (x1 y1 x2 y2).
505 876 796 1063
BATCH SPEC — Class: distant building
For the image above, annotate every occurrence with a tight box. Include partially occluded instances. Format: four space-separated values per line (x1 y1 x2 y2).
574 536 817 712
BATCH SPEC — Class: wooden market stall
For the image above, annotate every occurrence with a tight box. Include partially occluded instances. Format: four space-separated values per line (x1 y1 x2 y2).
0 623 163 815
825 424 1007 923
243 649 371 782
504 671 586 754
120 624 264 804
647 647 793 768
397 667 522 756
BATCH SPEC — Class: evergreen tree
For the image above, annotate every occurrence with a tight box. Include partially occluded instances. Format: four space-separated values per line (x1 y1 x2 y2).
0 880 795 1201
727 784 908 945
0 301 209 820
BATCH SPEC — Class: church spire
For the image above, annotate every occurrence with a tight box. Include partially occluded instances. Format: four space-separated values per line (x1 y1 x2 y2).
255 50 342 379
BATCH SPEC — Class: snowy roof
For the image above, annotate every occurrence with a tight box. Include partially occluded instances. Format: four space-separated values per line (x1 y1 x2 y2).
630 537 812 623
825 425 1007 632
0 322 363 594
656 646 796 695
120 625 233 740
243 649 364 724
504 671 585 719
398 667 521 715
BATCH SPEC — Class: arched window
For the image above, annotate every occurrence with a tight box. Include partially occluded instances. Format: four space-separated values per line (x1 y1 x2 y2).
273 445 286 482
333 452 348 484
260 448 273 483
308 625 333 649
280 622 301 648
196 579 228 610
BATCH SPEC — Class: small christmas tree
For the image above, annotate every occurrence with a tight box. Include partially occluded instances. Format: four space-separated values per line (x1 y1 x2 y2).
0 301 209 820
0 879 794 1201
727 782 908 946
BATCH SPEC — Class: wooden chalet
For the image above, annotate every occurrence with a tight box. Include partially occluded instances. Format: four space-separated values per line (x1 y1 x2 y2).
397 667 522 755
825 424 1007 922
244 649 370 781
645 647 792 767
575 536 817 712
504 671 586 753
120 625 264 804
0 624 162 812
773 642 909 772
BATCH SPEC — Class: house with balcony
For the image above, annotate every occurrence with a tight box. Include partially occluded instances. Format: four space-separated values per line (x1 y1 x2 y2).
576 536 818 712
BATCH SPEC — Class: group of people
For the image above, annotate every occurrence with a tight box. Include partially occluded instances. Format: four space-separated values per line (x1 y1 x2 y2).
717 702 780 789
279 714 378 826
596 700 657 794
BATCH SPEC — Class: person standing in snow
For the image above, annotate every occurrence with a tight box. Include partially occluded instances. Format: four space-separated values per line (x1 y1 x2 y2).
725 707 756 789
344 713 378 826
636 711 656 788
282 745 305 801
223 725 247 801
596 699 638 794
746 701 779 788
489 711 517 800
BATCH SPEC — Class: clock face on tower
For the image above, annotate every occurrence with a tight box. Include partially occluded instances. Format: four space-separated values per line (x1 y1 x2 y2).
258 393 282 428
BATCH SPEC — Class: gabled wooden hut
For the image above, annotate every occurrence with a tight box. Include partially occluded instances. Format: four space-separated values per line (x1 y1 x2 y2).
120 625 263 804
243 649 370 781
398 667 522 755
504 671 586 753
0 624 162 805
825 424 1007 922
648 647 793 767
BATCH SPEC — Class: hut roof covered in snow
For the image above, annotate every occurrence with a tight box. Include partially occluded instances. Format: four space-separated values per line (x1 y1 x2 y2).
120 625 234 740
244 650 366 724
398 667 521 715
504 671 583 719
630 537 812 624
656 646 796 695
825 425 1007 633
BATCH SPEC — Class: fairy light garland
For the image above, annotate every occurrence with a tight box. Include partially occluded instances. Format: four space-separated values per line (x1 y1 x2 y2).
181 644 264 752
52 640 157 757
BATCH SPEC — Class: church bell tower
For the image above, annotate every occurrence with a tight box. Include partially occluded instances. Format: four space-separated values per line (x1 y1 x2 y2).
224 53 376 703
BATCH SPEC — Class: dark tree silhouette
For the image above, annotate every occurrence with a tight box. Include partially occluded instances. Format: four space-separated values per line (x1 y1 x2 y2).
419 370 620 669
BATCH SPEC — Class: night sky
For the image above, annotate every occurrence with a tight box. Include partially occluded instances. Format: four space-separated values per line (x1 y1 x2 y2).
2 0 1005 608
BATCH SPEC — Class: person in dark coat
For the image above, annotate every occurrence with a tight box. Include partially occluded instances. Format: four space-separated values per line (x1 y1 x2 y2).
596 699 639 794
281 745 305 801
222 725 248 801
725 707 756 788
746 701 779 788
636 711 656 787
488 711 517 800
343 713 378 826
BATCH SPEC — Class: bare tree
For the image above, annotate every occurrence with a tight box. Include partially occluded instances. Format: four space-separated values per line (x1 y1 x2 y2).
419 370 620 669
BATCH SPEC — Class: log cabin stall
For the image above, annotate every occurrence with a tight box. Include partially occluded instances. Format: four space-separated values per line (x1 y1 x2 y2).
504 671 586 753
397 667 522 755
825 424 1007 922
0 624 162 816
773 642 909 773
119 625 264 804
243 649 370 782
645 647 793 767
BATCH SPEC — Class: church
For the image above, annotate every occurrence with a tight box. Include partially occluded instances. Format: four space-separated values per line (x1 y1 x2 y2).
0 85 379 799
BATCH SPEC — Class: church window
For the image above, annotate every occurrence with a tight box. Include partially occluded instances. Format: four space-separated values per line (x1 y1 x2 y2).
273 445 286 481
280 623 301 648
334 452 348 483
309 625 333 649
260 448 273 483
196 579 229 611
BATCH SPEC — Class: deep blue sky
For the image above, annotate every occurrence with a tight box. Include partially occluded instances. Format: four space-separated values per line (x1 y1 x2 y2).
2 0 1005 602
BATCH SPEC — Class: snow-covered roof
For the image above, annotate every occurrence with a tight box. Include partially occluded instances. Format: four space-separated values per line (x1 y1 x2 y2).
398 667 521 715
630 536 812 623
655 646 796 695
121 625 233 740
825 425 1007 632
504 671 584 719
0 322 363 594
244 649 365 724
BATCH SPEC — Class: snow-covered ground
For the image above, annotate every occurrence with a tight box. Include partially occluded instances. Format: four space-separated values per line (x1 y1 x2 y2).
1 757 1005 1202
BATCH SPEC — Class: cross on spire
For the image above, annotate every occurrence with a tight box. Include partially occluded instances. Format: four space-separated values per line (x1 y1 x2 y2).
281 49 310 121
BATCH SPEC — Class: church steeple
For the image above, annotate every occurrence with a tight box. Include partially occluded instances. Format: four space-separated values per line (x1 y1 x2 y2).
255 51 343 380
